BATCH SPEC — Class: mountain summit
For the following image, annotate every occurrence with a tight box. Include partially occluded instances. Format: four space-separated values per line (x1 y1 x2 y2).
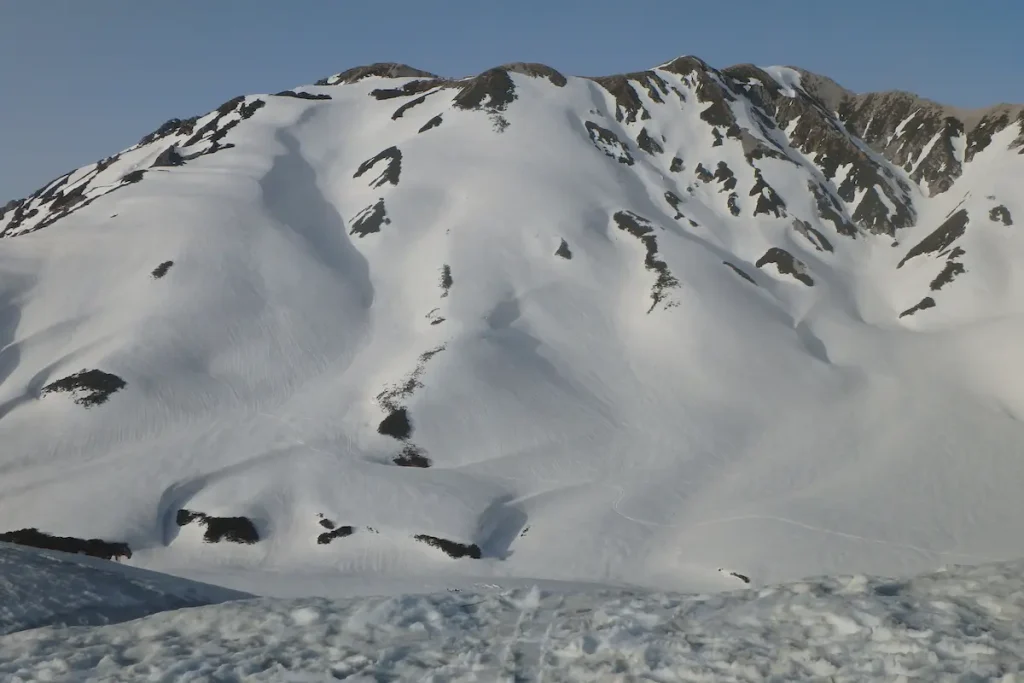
1 57 1023 594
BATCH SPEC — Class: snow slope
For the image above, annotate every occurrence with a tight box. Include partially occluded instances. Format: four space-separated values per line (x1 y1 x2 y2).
1 543 1022 682
0 59 1023 596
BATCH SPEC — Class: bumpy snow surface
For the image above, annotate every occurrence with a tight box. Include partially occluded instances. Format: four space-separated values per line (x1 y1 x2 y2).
1 57 1024 602
1 544 1022 682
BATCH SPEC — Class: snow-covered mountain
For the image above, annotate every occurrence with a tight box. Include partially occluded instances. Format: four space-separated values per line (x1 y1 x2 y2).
1 57 1023 596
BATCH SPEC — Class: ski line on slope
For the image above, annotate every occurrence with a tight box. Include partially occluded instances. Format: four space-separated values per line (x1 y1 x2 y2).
233 397 1002 567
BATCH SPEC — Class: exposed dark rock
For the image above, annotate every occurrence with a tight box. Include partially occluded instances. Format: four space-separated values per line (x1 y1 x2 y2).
349 199 390 237
555 239 573 259
394 444 432 468
636 128 663 155
499 62 567 87
317 515 335 529
726 193 741 216
930 259 966 291
584 121 634 165
713 162 737 191
319 63 438 86
392 93 433 120
0 528 131 561
152 146 184 168
273 90 332 100
138 117 200 147
49 184 87 212
792 219 834 252
318 526 355 545
899 297 936 318
809 182 858 237
354 146 402 188
42 369 126 407
589 71 669 123
664 191 684 219
378 407 412 441
376 345 446 415
121 170 145 184
151 261 174 279
414 534 482 559
176 509 259 544
418 115 443 133
453 68 517 112
756 247 814 286
750 169 787 217
723 261 757 285
851 186 912 235
898 209 969 268
711 128 724 147
613 211 679 312
669 156 684 172
990 205 1013 225
719 568 751 584
694 163 714 183
370 79 446 100
440 264 453 297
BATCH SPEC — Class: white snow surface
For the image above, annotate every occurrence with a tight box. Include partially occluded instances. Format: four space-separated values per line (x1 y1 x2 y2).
1 543 1022 682
0 61 1023 604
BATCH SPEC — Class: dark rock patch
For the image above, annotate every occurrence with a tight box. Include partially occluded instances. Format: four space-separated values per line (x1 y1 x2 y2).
318 515 335 529
151 261 174 279
713 162 737 192
851 186 910 235
555 239 573 259
392 93 433 120
792 219 834 253
584 121 634 165
440 264 453 297
0 528 131 561
453 68 517 112
990 205 1012 225
151 146 184 168
274 90 332 100
723 262 757 285
930 260 966 291
318 526 355 545
501 62 567 86
318 63 438 86
711 128 724 147
138 117 199 147
669 156 684 172
718 568 751 584
394 444 432 468
49 184 88 212
756 247 814 286
121 170 145 184
378 407 412 441
414 534 482 559
636 128 663 155
590 71 669 123
376 345 446 414
42 369 126 407
808 182 857 237
899 297 936 318
349 199 390 237
694 163 714 183
613 211 679 312
418 115 443 133
370 79 446 100
898 209 969 268
176 510 259 544
750 170 787 217
354 146 402 188
727 193 741 216
664 191 684 219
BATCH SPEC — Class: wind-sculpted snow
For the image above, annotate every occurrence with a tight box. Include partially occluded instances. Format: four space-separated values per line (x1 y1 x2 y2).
0 54 1024 600
1 555 1022 681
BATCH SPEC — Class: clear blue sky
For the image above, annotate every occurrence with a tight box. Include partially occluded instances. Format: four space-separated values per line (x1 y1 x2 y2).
2 0 1021 202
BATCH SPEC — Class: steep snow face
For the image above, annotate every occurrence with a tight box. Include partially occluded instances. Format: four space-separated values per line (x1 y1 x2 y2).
1 58 1024 596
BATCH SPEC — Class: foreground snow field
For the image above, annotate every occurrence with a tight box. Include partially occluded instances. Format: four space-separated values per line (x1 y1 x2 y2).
1 543 1022 682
